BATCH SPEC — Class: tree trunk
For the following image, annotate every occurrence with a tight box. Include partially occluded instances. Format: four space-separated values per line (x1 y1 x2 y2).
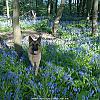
79 0 83 15
52 0 65 35
92 0 98 36
13 0 22 57
77 0 79 16
55 0 58 15
50 0 53 15
89 0 93 20
47 0 51 16
86 0 90 20
6 0 10 18
69 0 72 15
82 0 86 16
36 0 38 14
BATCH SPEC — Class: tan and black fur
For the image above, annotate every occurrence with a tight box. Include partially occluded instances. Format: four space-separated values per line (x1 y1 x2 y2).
28 36 41 76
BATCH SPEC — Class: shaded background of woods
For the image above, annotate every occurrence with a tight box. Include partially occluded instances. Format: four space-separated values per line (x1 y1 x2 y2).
0 0 99 56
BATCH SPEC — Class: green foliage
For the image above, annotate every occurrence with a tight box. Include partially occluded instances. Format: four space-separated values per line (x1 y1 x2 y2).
34 20 52 33
0 26 11 32
20 23 36 31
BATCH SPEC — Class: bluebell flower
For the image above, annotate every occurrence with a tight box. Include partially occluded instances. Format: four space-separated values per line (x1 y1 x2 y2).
34 83 37 88
29 80 34 85
89 90 94 97
53 83 57 87
47 61 53 66
0 48 3 53
0 60 6 66
63 73 73 83
38 82 43 89
37 95 41 99
7 50 17 59
47 82 52 87
1 74 6 81
63 73 69 80
86 96 89 100
62 88 68 95
11 50 17 55
28 65 33 71
54 88 60 93
77 88 80 92
25 67 30 74
42 72 50 77
70 92 73 97
51 84 55 89
79 71 84 76
53 97 59 100
20 55 26 62
4 92 12 100
73 87 78 93
47 82 57 89
7 71 14 79
2 51 7 58
97 88 100 93
90 54 100 64
41 66 47 70
92 81 98 86
82 95 85 100
10 59 15 65
51 75 56 81
18 71 22 75
56 94 60 98
66 85 70 90
15 87 20 93
51 90 54 94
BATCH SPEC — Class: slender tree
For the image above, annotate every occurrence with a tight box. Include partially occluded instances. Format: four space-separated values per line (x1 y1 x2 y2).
92 0 98 36
69 0 72 15
6 0 10 18
50 0 54 15
47 0 51 16
79 0 83 15
77 0 79 16
12 0 22 57
82 0 86 16
36 0 38 14
86 0 93 20
52 0 65 35
55 0 58 15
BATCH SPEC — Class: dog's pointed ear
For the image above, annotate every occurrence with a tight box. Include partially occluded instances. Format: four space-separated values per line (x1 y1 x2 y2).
29 36 33 44
37 36 41 43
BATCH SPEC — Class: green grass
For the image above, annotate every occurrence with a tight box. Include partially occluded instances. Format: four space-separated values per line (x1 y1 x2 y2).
0 26 11 32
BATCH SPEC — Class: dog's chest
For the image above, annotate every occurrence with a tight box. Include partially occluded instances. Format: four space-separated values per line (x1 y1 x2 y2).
33 53 41 62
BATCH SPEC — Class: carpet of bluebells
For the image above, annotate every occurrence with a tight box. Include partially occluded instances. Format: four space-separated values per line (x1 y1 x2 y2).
0 18 100 99
0 40 100 99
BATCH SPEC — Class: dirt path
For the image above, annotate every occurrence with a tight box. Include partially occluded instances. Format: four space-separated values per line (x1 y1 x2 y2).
0 30 75 48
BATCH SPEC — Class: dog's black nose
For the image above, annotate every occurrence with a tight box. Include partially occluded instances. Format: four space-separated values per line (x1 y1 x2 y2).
32 47 38 51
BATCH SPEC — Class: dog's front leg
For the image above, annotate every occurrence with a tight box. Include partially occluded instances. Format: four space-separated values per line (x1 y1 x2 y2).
35 66 39 76
34 62 40 76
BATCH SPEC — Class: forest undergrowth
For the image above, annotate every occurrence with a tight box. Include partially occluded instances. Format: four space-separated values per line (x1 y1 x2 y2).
0 19 100 100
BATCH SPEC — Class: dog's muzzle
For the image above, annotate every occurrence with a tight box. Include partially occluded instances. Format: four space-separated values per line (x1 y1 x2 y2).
33 51 38 55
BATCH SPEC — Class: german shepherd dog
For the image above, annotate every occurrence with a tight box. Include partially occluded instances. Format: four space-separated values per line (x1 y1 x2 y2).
28 36 41 76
